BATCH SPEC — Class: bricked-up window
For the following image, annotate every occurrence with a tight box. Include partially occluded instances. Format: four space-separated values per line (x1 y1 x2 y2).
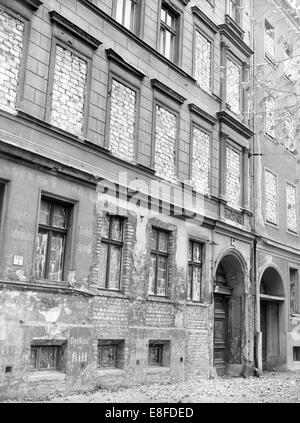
160 4 179 62
0 8 24 114
287 183 297 233
109 78 136 161
191 127 210 195
99 215 124 290
149 228 169 296
194 30 211 92
0 182 5 232
265 20 275 59
226 146 241 209
50 45 88 137
188 240 203 302
36 198 71 282
148 340 170 367
113 0 137 32
227 0 240 23
265 94 275 138
226 58 241 115
30 346 61 371
154 105 177 181
290 268 299 315
97 340 124 368
265 170 278 225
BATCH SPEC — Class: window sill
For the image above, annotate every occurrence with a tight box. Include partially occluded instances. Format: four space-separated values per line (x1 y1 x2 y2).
185 301 208 307
291 313 300 320
95 288 130 299
28 370 66 382
0 280 94 297
287 229 298 237
147 295 173 304
97 368 125 377
265 220 279 230
147 366 170 375
265 54 276 67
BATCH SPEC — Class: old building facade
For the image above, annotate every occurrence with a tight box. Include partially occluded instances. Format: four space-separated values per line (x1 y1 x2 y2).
0 0 299 399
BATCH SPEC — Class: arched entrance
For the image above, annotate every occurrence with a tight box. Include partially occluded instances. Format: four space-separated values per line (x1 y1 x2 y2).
259 267 285 370
213 253 247 375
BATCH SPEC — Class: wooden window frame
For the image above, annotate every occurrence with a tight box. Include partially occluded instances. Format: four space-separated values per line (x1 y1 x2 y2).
187 239 203 302
100 215 124 291
158 0 182 65
148 343 164 366
227 0 240 24
112 0 141 35
149 227 170 297
97 339 124 369
30 345 59 371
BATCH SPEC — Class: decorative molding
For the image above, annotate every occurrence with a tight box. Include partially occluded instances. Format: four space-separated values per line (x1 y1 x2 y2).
49 10 102 50
219 23 253 58
224 14 244 39
188 103 217 125
106 48 145 79
77 0 196 83
151 79 186 104
217 111 254 139
179 0 191 5
0 280 95 297
21 0 43 10
224 206 243 225
191 6 219 33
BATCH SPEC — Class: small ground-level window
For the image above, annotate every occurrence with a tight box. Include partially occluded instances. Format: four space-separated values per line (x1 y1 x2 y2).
293 347 300 361
148 340 170 367
97 340 125 369
30 345 61 371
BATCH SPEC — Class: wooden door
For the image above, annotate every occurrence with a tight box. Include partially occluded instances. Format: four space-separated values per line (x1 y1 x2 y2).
214 294 228 370
260 300 267 369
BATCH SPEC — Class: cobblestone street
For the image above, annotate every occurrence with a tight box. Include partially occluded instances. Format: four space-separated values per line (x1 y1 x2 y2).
19 371 300 403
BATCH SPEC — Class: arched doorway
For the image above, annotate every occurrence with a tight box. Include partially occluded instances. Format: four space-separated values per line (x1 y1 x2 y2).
259 267 285 370
213 253 246 375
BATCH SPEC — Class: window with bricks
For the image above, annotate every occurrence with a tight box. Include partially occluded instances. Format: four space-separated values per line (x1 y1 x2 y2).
265 170 278 225
98 215 124 290
154 105 177 181
149 228 169 296
188 240 203 302
194 30 211 92
226 58 241 115
226 146 241 210
265 94 275 138
227 0 240 23
286 183 297 233
0 8 24 114
50 44 88 136
191 127 210 195
109 78 136 161
113 0 137 32
265 20 275 59
160 3 178 62
36 197 71 282
97 340 124 368
290 268 299 315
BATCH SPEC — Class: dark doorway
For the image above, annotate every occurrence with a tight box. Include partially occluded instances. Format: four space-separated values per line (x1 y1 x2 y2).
213 294 228 371
260 300 267 369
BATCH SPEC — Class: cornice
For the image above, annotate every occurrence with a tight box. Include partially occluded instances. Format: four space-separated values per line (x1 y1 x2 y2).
219 23 253 58
191 6 219 33
22 0 43 10
224 14 244 39
188 103 217 125
106 48 145 79
151 79 186 104
49 10 102 49
217 111 254 139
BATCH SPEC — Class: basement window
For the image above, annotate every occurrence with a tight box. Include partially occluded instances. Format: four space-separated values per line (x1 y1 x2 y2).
29 339 66 372
148 340 170 367
97 340 125 369
293 347 300 361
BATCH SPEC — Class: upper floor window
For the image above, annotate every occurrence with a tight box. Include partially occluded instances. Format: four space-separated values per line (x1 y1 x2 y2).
290 268 299 315
149 228 169 296
188 240 203 302
226 146 241 210
265 170 278 225
265 94 275 138
227 0 240 23
226 58 241 115
265 20 275 59
194 30 211 92
113 0 137 32
99 215 124 291
286 183 297 233
160 3 179 62
36 197 71 282
191 126 211 195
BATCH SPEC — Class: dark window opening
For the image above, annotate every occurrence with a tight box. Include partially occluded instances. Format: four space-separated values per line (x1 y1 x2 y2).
149 228 169 296
36 197 72 282
187 240 203 302
293 347 300 361
97 340 125 369
99 215 124 290
290 268 299 315
148 340 170 367
30 345 64 371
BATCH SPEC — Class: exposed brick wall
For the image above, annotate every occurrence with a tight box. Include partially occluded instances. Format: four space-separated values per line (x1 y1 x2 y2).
265 95 275 138
186 331 210 378
154 105 177 181
226 58 240 115
0 8 24 114
265 170 277 224
194 30 211 92
144 302 175 327
191 127 210 195
226 146 241 209
286 183 297 232
109 79 136 161
51 45 87 136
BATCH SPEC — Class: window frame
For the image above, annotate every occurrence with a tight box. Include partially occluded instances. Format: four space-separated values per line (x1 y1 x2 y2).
99 214 124 291
286 180 298 235
290 268 299 315
264 19 275 62
226 54 243 116
97 339 124 369
187 239 204 302
193 26 214 94
157 0 182 65
112 0 141 34
226 0 240 24
30 345 59 371
148 340 170 367
148 343 164 366
264 168 279 228
225 141 243 210
149 227 170 297
264 93 276 139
